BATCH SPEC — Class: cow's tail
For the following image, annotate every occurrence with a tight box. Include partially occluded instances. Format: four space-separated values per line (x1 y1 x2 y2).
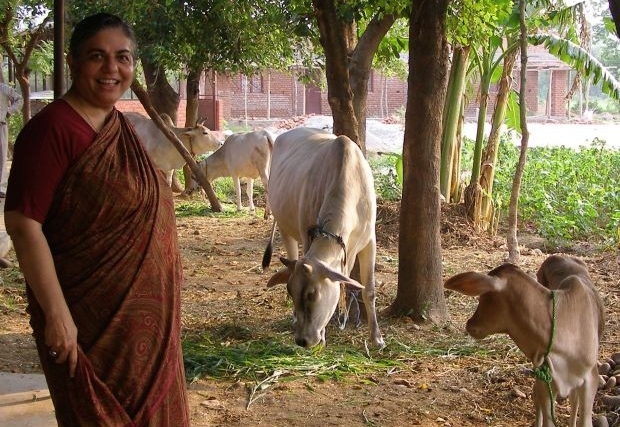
262 219 277 271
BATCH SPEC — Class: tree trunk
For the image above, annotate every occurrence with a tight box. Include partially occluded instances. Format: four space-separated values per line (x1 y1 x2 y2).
14 64 31 120
477 48 518 231
506 0 529 263
312 0 360 147
181 67 203 192
141 58 182 191
185 68 201 127
312 0 395 155
141 57 180 121
384 0 449 324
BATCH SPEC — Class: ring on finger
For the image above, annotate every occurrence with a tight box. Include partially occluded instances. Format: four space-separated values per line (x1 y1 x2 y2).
48 349 58 359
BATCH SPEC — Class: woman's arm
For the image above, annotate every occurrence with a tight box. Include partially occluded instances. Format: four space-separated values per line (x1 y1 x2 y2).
5 210 78 377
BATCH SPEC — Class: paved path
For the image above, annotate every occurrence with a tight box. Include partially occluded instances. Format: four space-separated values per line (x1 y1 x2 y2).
0 373 56 426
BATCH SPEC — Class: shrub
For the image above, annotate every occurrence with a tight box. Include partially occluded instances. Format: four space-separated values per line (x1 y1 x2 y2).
368 153 402 201
491 138 620 246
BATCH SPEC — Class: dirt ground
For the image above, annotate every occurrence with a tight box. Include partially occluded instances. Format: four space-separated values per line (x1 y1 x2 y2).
0 198 619 427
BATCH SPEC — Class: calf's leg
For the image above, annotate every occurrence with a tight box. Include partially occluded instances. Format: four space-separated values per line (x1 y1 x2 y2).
572 367 597 427
533 379 554 427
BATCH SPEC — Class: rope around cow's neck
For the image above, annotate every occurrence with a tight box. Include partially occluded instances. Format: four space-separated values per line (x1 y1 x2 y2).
532 290 557 426
307 221 347 268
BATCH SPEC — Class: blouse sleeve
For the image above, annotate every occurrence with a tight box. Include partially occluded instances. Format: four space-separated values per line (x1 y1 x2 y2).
5 100 94 223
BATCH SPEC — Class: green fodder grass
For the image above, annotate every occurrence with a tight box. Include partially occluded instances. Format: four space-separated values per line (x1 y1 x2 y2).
182 322 516 386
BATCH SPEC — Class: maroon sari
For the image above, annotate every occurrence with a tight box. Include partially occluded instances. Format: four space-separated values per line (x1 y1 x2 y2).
28 109 189 426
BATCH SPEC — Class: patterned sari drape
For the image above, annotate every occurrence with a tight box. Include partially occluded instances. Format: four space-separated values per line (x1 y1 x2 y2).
28 110 189 427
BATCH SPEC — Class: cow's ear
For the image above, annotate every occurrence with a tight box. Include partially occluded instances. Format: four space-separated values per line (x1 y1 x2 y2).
266 268 290 287
315 261 364 289
444 272 505 296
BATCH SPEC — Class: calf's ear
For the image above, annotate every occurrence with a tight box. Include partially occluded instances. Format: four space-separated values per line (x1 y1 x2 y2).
444 271 504 297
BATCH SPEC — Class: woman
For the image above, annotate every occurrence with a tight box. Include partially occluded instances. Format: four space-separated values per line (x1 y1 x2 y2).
4 13 190 426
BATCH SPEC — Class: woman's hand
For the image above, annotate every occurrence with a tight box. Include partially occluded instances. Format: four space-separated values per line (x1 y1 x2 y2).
45 309 79 377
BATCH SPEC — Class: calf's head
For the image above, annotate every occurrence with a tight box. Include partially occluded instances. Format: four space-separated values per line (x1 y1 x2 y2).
444 268 516 340
267 257 364 348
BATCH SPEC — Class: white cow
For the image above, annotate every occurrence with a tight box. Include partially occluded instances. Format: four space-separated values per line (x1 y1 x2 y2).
262 127 384 349
125 112 222 185
193 130 273 218
445 256 604 427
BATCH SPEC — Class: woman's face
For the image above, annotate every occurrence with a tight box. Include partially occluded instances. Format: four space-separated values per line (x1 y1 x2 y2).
67 27 135 110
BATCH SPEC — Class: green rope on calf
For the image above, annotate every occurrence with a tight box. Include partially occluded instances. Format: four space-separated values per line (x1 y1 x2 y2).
531 290 557 426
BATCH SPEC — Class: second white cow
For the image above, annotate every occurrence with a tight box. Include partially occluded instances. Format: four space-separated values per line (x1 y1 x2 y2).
125 112 222 185
192 130 273 218
262 127 384 349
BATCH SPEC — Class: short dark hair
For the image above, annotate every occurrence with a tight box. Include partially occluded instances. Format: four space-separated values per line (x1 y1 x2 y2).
69 13 136 58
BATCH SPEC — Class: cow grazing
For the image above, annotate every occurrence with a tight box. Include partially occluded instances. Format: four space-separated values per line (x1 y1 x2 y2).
125 112 222 185
444 258 604 427
262 127 384 349
192 130 273 218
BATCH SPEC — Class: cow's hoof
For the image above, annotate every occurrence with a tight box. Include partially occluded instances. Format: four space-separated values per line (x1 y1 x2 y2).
373 335 386 349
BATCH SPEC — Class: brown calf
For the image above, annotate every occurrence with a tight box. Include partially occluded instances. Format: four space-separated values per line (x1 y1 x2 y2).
445 256 603 427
